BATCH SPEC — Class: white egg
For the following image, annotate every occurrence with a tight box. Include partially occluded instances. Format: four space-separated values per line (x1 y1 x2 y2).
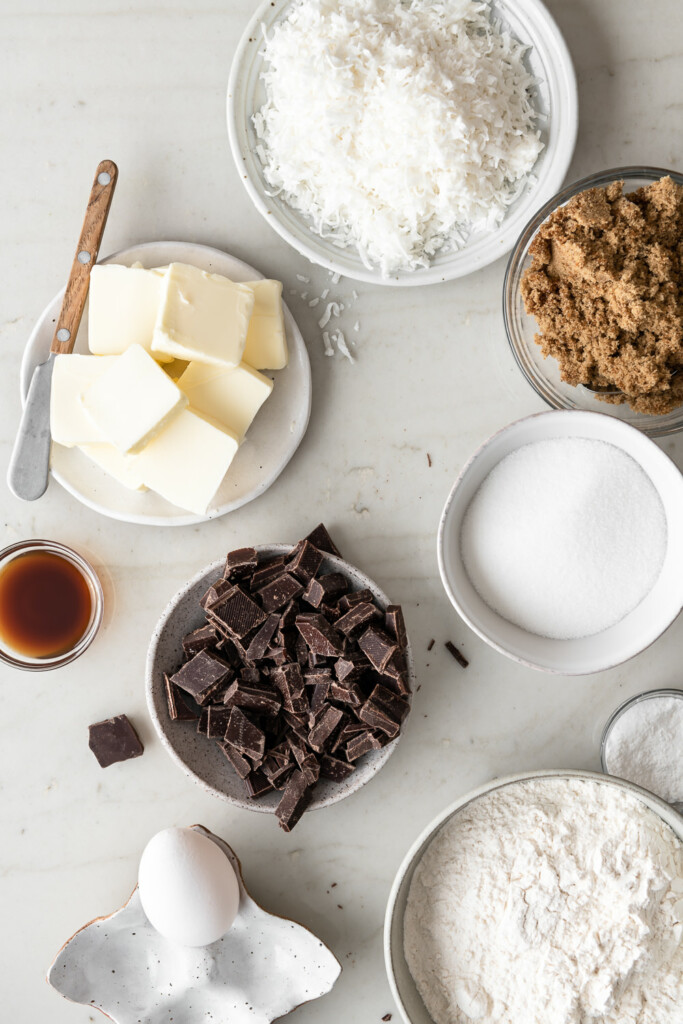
138 827 240 947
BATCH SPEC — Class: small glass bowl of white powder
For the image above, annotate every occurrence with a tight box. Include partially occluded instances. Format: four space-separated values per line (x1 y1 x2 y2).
601 689 683 809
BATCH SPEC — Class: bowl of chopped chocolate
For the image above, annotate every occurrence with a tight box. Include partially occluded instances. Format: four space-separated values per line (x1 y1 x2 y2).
504 166 683 437
146 524 414 831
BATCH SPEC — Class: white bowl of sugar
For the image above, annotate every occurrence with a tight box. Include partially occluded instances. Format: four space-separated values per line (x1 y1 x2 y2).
437 410 683 674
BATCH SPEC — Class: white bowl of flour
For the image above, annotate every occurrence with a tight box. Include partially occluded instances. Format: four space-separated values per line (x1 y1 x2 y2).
385 770 683 1024
437 410 683 674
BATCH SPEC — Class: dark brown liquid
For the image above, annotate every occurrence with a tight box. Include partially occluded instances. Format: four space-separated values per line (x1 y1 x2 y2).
0 551 93 659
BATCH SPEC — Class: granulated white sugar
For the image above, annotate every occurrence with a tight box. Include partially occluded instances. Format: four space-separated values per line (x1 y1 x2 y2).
460 438 667 639
604 694 683 804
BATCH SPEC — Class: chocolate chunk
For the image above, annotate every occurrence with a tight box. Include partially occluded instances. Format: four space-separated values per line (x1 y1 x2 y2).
302 572 349 608
385 605 407 650
445 640 469 668
218 740 251 779
279 601 298 630
358 625 398 673
164 673 197 721
224 547 258 579
358 698 400 738
296 613 344 656
287 539 324 582
331 722 366 754
320 754 355 782
223 680 282 716
335 650 370 684
310 679 332 713
329 681 363 707
276 770 312 832
224 707 266 761
257 572 304 613
305 523 342 558
200 577 234 611
336 602 381 638
304 667 333 687
88 715 143 768
206 706 232 739
369 683 410 723
346 730 382 761
338 588 373 612
262 756 295 789
381 650 411 695
308 705 344 752
171 650 233 705
245 769 274 799
251 556 286 589
197 707 210 735
211 586 266 638
271 662 304 704
182 624 218 657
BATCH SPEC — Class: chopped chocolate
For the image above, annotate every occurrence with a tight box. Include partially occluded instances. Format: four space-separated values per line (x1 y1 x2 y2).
369 683 410 723
286 539 324 582
244 612 280 660
200 577 234 611
225 706 266 761
346 730 382 761
223 681 282 716
164 673 197 721
335 650 370 684
197 707 210 735
171 650 233 705
331 721 367 754
296 613 344 656
224 546 258 579
279 600 298 630
381 650 411 696
320 754 355 782
385 605 407 650
329 681 363 707
310 679 332 714
302 572 349 608
211 586 266 638
445 640 469 668
338 588 374 612
182 624 218 657
358 697 400 738
308 705 344 752
205 705 231 738
305 523 342 558
257 573 304 613
250 556 286 589
245 769 274 799
276 770 312 832
88 715 144 768
219 740 251 779
336 601 381 638
358 625 398 673
427 638 435 652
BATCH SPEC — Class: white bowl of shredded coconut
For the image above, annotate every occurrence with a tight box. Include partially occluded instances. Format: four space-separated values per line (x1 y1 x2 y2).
385 770 683 1024
227 0 577 284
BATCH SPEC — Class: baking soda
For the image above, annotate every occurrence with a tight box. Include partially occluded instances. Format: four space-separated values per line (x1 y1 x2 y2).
460 438 667 639
604 694 683 804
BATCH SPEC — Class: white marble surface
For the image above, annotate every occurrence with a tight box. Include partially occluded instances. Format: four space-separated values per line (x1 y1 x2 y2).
1 1 682 1021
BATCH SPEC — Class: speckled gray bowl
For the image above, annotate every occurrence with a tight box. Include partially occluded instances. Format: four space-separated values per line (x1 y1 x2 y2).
146 545 414 812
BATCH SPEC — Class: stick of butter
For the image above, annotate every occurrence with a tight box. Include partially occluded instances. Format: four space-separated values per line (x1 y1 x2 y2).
79 443 147 491
242 280 289 370
88 264 171 362
82 344 187 454
51 354 119 447
134 409 240 515
151 263 254 367
177 361 273 441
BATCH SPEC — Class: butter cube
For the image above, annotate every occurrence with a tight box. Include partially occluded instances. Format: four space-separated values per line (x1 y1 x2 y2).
242 280 289 370
88 264 171 361
82 344 187 454
134 409 240 515
50 354 118 447
80 443 147 491
177 361 273 441
151 263 254 367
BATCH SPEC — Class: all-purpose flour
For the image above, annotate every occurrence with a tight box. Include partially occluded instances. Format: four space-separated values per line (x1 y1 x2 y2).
404 778 683 1024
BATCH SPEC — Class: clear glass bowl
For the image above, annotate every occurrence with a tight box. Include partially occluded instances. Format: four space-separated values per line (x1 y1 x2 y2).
601 688 683 774
503 166 683 438
0 539 103 671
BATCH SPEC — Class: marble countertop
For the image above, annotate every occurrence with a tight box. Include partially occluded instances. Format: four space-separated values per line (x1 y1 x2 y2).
1 1 682 1020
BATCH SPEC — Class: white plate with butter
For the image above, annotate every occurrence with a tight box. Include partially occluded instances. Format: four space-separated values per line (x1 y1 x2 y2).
20 241 312 526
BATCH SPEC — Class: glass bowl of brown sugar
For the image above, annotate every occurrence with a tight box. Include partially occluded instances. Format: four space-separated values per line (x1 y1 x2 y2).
503 166 683 438
0 539 103 670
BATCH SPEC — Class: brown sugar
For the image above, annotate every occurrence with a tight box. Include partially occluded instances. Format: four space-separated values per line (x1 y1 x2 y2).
520 176 683 415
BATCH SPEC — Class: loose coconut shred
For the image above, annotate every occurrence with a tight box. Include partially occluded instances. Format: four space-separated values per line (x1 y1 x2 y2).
253 0 543 276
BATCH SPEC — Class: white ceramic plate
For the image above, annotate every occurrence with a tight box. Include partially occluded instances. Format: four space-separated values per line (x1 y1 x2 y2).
48 826 341 1024
437 410 683 675
146 545 414 814
227 0 578 286
20 241 312 526
384 769 683 1024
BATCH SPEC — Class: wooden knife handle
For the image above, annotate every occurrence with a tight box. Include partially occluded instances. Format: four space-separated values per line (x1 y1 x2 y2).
50 159 118 355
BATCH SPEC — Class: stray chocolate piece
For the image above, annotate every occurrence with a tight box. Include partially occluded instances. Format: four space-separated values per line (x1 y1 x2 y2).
171 649 233 705
358 625 398 673
305 523 342 558
88 715 143 768
164 673 197 721
445 640 469 668
427 638 435 652
276 770 312 832
165 526 413 830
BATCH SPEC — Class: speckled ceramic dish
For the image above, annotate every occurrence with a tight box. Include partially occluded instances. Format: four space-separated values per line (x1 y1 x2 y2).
146 545 414 812
48 825 341 1024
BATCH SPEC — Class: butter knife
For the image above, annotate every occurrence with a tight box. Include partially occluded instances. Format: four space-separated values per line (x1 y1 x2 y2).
7 159 118 501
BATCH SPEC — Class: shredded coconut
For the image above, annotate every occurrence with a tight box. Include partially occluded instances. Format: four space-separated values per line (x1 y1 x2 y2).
604 694 683 805
404 778 683 1024
254 0 543 275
